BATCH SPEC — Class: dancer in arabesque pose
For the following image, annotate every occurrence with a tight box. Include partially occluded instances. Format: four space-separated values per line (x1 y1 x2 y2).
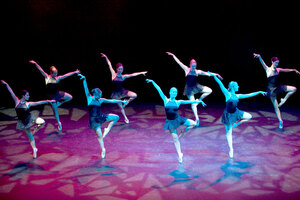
254 53 299 129
29 60 80 132
146 79 206 163
166 52 223 126
101 53 147 124
1 80 55 158
208 72 266 158
78 74 126 159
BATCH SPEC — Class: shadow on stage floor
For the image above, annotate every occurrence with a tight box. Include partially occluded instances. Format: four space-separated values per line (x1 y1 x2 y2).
0 102 300 199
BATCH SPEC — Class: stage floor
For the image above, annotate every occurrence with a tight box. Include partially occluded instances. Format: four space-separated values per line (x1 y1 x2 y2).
0 102 300 200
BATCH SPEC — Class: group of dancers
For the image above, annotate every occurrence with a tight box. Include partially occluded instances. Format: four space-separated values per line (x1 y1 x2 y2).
1 52 299 162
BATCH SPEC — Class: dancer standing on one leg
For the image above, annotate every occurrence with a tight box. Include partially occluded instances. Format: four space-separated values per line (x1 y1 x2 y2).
254 53 299 129
78 74 126 159
1 80 55 158
101 53 147 124
146 79 206 163
166 52 223 126
208 72 266 158
29 60 80 132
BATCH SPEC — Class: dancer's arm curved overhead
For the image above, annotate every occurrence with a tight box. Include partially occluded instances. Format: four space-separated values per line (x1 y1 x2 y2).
253 53 269 71
146 79 168 105
57 69 80 82
166 52 190 74
78 74 93 105
29 60 49 78
208 72 230 101
101 53 117 80
1 80 19 105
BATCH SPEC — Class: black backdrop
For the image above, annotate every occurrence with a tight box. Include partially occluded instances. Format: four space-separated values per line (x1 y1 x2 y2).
2 0 300 107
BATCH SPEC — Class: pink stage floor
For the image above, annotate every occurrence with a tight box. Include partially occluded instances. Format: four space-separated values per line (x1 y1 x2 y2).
0 102 300 200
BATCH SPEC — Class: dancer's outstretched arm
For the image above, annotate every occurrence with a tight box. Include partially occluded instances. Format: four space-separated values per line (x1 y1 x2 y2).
78 74 93 105
101 53 116 80
146 79 168 104
197 69 223 80
28 100 55 108
166 52 189 74
177 99 206 107
1 80 19 105
58 69 80 81
208 72 230 101
123 71 147 79
237 91 267 99
277 68 300 75
253 53 269 71
101 98 126 104
29 60 49 78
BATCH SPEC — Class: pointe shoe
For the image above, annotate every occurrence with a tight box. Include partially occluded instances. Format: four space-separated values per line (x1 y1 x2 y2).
178 152 183 163
33 148 38 159
124 118 129 124
229 150 233 158
195 119 199 127
279 121 283 129
58 122 62 132
101 149 106 159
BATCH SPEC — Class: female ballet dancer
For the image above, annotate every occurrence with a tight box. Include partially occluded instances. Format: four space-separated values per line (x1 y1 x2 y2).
1 80 55 158
146 79 206 163
101 53 147 124
253 53 299 129
78 74 126 159
166 52 223 126
29 60 80 131
208 72 267 158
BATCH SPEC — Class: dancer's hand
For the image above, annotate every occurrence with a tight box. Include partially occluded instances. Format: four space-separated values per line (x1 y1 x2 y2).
47 100 56 104
207 71 215 77
197 99 207 107
75 69 80 74
29 60 37 64
294 69 300 75
253 53 260 58
1 80 7 85
214 73 223 80
166 52 174 56
100 53 107 58
146 79 153 83
260 91 267 96
141 71 148 76
78 74 85 80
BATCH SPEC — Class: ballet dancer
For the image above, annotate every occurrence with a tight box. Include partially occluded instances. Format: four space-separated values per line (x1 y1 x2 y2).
166 52 223 126
254 53 299 129
146 79 206 163
101 53 147 123
78 74 126 159
208 72 267 158
29 60 80 131
1 80 55 158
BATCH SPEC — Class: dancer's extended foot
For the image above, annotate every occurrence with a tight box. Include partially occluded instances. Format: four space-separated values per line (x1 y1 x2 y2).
124 118 129 124
101 148 106 159
279 120 283 129
178 152 183 163
278 98 286 108
33 148 38 159
195 119 199 127
229 149 233 158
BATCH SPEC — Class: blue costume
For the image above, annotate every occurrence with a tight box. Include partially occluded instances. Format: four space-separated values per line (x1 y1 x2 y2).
88 99 108 129
15 102 37 130
45 77 65 101
266 74 286 98
183 70 205 96
111 75 129 99
164 100 187 131
222 94 244 125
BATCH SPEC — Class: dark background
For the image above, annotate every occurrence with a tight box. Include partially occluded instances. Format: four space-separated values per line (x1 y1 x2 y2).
1 0 300 107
